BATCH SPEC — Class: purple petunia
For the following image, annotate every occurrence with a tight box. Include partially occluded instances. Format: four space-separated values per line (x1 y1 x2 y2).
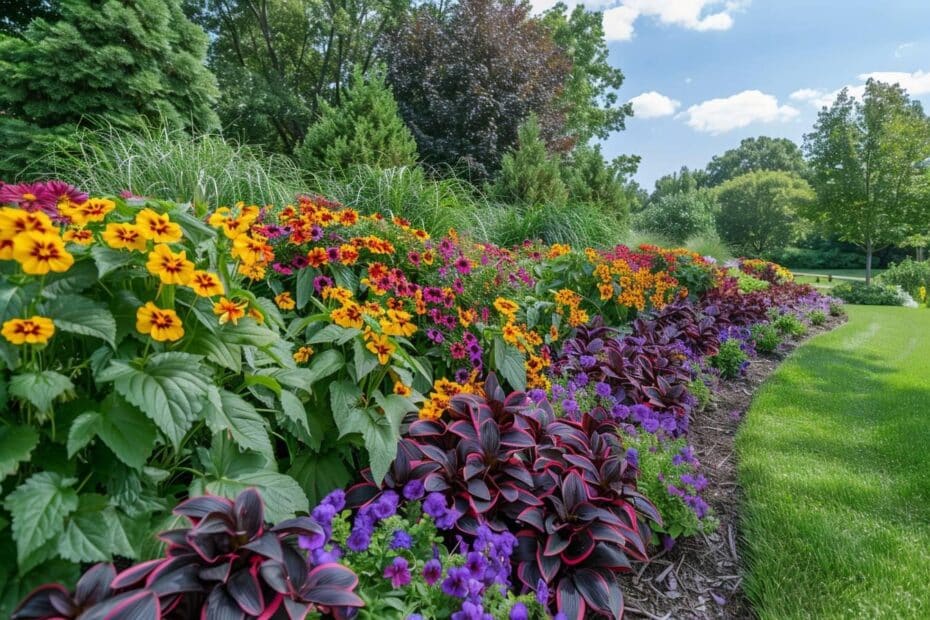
509 602 529 620
384 556 412 588
442 566 471 598
594 381 612 398
423 558 443 585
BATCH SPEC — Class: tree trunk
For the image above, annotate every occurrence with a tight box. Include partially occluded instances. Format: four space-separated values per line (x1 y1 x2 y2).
865 241 873 285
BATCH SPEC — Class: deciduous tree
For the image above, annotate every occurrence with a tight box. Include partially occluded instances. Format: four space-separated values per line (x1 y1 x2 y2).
705 136 807 187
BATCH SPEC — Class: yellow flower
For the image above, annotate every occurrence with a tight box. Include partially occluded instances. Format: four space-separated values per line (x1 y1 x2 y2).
188 270 225 297
248 307 265 324
209 204 260 239
238 261 266 280
598 283 614 301
12 231 74 274
213 297 248 325
275 291 296 310
102 222 148 252
136 302 184 342
554 289 581 308
232 234 271 265
365 331 396 365
493 297 519 318
64 198 115 225
146 244 194 285
63 227 94 245
322 286 353 304
393 381 412 397
135 208 182 243
331 302 364 329
2 316 55 345
0 208 55 260
293 345 314 364
380 309 417 338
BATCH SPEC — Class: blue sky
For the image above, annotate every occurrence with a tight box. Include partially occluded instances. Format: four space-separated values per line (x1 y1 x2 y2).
537 0 930 189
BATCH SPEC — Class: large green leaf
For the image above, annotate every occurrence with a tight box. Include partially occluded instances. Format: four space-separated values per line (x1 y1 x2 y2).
330 380 363 420
288 452 353 508
58 495 111 563
9 370 73 413
279 390 312 440
361 409 401 486
203 388 274 461
90 245 135 278
67 412 101 458
186 327 242 372
4 472 78 571
218 319 278 347
88 395 157 469
41 260 98 297
306 349 346 386
295 267 318 310
0 425 39 480
42 294 116 348
352 338 380 381
97 352 211 450
493 336 527 391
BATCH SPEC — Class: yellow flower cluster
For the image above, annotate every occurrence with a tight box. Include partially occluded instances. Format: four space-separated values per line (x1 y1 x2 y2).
553 288 589 327
593 258 677 312
418 377 478 420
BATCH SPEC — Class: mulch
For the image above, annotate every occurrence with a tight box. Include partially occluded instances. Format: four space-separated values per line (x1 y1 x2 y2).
623 315 846 620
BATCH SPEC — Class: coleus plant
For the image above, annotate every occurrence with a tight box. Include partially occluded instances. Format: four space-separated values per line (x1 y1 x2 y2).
13 489 363 619
347 375 658 618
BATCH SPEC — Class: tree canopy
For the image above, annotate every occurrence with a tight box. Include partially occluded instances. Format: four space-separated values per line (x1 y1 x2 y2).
705 136 807 187
633 190 716 243
491 115 568 207
803 79 930 281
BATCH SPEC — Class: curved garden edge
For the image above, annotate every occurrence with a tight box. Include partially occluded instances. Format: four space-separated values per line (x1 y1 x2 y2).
624 313 847 620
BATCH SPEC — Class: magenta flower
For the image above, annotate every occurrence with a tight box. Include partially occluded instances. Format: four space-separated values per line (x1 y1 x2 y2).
383 556 411 588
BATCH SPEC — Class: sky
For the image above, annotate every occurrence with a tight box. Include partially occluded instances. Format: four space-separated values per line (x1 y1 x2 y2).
531 0 930 189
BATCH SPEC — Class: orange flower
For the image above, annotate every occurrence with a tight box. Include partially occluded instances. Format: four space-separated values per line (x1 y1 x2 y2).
393 381 412 397
275 291 296 310
102 222 147 252
331 302 364 329
2 316 55 345
306 247 328 268
146 244 194 285
365 331 396 365
213 297 248 325
337 209 359 226
232 234 272 265
136 302 184 342
135 208 182 243
380 309 417 338
64 198 115 225
189 270 225 297
12 232 74 274
493 297 519 318
339 244 359 265
293 345 314 364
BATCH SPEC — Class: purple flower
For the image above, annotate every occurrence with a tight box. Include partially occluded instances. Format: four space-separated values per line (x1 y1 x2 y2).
452 599 490 620
551 384 566 399
435 508 461 530
313 274 334 293
579 354 596 368
346 529 371 552
426 328 445 344
643 416 660 433
403 479 425 501
408 616 423 620
535 579 549 606
573 372 589 387
373 490 399 519
594 382 611 398
423 558 443 585
423 492 447 518
527 388 547 403
311 545 343 564
465 551 488 581
442 566 471 598
611 403 631 420
322 489 346 511
312 503 336 527
390 530 413 550
625 447 639 468
384 556 411 588
509 603 529 620
561 398 579 415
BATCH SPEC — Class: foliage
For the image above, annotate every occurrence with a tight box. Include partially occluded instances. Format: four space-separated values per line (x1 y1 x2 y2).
683 233 731 263
704 136 807 187
808 309 826 326
731 269 770 293
384 0 570 180
0 0 56 35
709 333 750 379
750 322 781 354
187 0 408 154
645 166 708 207
43 124 306 207
0 0 219 178
562 145 638 227
490 116 569 208
540 3 632 145
715 171 814 256
12 488 363 619
483 200 625 248
687 370 713 412
879 257 930 298
633 191 717 243
297 68 418 174
832 281 907 306
771 311 807 337
803 79 930 282
626 435 714 544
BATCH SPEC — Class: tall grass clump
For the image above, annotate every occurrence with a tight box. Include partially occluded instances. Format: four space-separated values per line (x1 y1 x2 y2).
483 201 627 248
310 165 487 238
685 233 732 262
41 124 306 207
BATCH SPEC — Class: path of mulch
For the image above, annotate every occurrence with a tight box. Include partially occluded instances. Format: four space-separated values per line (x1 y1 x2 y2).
624 316 846 620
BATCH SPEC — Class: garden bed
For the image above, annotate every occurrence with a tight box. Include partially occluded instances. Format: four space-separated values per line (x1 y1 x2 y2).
625 314 845 619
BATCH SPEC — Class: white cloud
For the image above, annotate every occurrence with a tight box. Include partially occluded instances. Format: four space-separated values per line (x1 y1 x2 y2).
629 91 681 118
895 42 915 58
683 90 799 133
859 70 930 96
532 0 747 41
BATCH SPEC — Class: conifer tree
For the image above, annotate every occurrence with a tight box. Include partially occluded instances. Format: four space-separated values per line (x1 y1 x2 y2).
491 116 568 207
297 68 417 173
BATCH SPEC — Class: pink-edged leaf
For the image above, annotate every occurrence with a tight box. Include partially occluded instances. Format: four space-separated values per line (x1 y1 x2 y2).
241 532 284 562
102 590 160 620
228 566 264 616
203 585 245 620
74 563 116 607
304 563 359 591
233 488 264 539
516 506 545 530
542 530 571 557
11 584 71 619
561 532 596 566
556 578 585 620
174 495 234 521
111 559 164 590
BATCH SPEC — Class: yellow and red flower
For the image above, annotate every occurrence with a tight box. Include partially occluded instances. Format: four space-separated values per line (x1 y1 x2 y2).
275 291 296 310
2 316 55 345
146 244 194 285
12 231 74 274
136 302 184 342
102 222 147 252
188 270 225 297
136 209 182 243
213 297 248 325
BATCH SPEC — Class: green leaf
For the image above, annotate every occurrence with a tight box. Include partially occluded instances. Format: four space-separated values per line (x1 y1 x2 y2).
352 338 379 381
330 380 363 420
203 388 274 461
288 452 353 508
329 263 359 293
58 495 112 563
205 470 308 523
187 327 242 372
4 472 78 571
218 320 278 347
279 390 312 440
243 373 282 397
90 245 135 278
9 370 73 413
306 349 346 386
308 324 359 345
0 425 39 480
97 395 157 469
362 410 400 486
42 294 116 348
98 352 211 450
41 260 98 297
295 267 318 309
67 412 101 458
493 336 527 391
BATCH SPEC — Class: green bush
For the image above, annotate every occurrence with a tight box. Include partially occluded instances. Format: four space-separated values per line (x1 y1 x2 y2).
710 338 749 379
832 281 906 306
730 268 770 293
43 125 305 208
772 312 807 337
751 323 781 354
490 115 568 208
632 190 716 243
684 233 732 262
687 367 713 412
766 246 863 269
879 258 930 298
829 301 845 316
808 309 827 326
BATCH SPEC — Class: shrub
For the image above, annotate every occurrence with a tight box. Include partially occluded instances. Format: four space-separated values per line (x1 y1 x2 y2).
490 115 568 208
879 258 930 298
709 335 750 379
808 309 827 326
750 323 781 354
13 489 363 619
632 191 716 244
832 281 906 306
627 435 714 544
730 268 770 293
772 311 807 337
829 301 845 316
687 372 713 412
483 200 627 248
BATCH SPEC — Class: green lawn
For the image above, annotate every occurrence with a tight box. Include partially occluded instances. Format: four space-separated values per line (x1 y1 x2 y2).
788 268 885 289
737 305 930 619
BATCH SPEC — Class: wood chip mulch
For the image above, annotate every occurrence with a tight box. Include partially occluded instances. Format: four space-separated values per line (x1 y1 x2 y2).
623 316 847 620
